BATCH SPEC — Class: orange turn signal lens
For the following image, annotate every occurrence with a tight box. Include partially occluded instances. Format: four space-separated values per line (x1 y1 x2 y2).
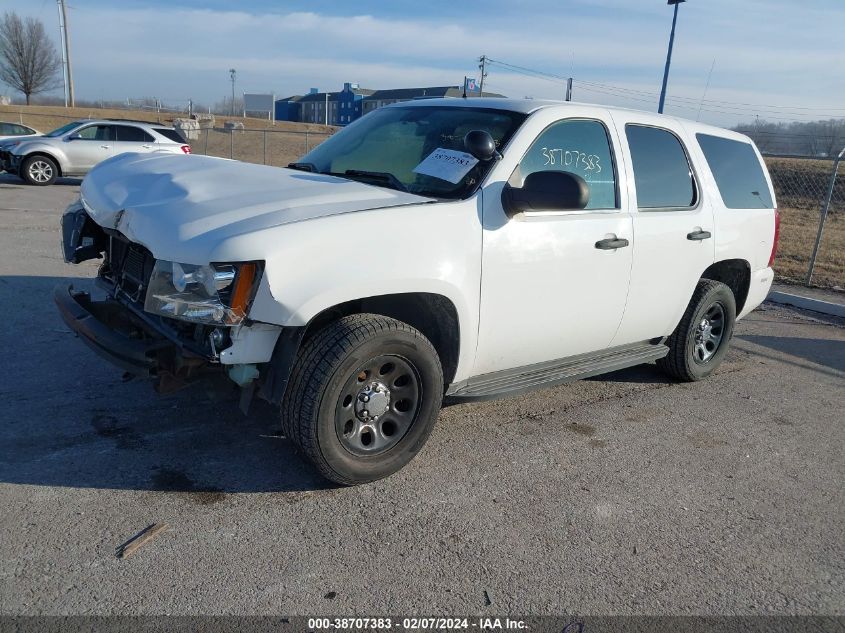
228 263 257 323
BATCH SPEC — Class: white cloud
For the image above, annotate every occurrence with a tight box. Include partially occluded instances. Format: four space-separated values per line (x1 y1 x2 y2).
1 0 843 127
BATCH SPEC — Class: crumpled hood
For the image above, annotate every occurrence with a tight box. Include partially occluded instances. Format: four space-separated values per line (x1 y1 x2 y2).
80 152 431 262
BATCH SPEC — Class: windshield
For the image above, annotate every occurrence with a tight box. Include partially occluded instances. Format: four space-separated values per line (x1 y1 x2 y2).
297 105 526 199
46 121 85 137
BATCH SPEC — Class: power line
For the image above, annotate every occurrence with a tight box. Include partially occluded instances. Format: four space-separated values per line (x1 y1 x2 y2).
576 84 842 122
576 78 845 113
484 57 845 121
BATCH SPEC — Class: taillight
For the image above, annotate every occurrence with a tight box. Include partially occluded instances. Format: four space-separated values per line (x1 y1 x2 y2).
180 144 191 154
768 208 780 267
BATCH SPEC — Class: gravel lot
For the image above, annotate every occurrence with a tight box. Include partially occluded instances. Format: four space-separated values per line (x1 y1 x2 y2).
0 172 843 617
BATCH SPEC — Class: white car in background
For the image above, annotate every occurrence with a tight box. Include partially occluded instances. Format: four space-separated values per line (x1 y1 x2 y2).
0 119 190 185
0 121 41 141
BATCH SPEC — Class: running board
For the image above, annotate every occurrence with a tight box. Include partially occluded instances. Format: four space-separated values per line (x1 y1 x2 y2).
446 341 669 402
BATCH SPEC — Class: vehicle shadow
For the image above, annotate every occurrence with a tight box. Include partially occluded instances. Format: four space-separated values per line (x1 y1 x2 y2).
738 334 845 373
589 363 675 385
0 274 335 495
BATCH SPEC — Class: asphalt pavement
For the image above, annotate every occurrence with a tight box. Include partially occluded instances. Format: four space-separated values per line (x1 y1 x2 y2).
0 173 843 616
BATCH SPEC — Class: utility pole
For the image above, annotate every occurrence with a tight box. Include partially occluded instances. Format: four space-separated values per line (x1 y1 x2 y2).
478 55 488 95
229 68 236 116
658 0 685 114
57 0 74 107
566 78 573 102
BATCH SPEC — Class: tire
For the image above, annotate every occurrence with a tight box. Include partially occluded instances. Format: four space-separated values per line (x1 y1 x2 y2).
21 155 58 186
657 279 736 382
281 314 444 485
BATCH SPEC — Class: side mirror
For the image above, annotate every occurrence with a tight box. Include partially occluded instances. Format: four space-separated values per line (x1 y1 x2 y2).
502 170 589 218
67 133 80 141
464 130 500 162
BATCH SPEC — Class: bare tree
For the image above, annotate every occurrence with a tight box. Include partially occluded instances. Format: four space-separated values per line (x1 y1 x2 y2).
0 12 61 105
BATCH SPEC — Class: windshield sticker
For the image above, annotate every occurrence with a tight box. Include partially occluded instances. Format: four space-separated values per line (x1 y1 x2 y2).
413 148 479 184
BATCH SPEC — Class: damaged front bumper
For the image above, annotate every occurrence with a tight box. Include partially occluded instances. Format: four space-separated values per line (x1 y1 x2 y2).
0 149 17 174
54 284 209 387
56 202 288 406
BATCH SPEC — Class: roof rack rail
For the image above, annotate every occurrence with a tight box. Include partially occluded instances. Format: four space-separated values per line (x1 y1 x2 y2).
100 118 170 125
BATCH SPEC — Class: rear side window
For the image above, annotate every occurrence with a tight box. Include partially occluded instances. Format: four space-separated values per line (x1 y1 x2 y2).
115 125 154 143
518 119 618 209
1 123 34 135
625 125 697 209
153 128 184 143
697 134 773 209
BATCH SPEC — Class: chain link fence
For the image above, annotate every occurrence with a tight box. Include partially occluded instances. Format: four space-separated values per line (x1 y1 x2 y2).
763 153 844 289
188 127 332 169
2 106 842 289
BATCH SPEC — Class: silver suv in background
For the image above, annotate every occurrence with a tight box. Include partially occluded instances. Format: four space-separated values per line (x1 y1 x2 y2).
0 119 190 185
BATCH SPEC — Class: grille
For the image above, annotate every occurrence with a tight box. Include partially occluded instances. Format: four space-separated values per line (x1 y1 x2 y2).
107 235 155 302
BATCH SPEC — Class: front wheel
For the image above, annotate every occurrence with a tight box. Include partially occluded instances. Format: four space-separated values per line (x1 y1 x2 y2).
21 155 58 186
281 314 444 485
657 279 736 382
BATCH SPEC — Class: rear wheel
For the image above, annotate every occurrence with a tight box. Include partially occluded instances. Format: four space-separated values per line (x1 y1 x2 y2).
657 279 736 382
281 314 443 485
21 155 58 186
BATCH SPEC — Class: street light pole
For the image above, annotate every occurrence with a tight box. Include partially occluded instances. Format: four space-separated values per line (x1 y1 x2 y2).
229 68 236 116
658 0 685 114
57 0 74 107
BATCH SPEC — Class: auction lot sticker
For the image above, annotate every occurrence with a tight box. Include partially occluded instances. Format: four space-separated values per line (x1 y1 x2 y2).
413 148 479 184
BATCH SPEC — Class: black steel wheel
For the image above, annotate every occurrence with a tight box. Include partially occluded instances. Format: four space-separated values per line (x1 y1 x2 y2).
692 302 726 364
281 314 443 485
335 355 422 457
658 279 736 382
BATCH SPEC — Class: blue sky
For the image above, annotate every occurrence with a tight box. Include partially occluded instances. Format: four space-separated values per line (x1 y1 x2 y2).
2 0 844 127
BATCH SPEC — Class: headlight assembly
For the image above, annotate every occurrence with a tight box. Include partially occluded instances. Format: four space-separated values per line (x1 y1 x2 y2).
144 260 260 325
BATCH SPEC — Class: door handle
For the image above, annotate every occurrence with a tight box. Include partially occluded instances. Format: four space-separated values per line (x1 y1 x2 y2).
687 229 712 241
100 144 110 149
595 237 630 250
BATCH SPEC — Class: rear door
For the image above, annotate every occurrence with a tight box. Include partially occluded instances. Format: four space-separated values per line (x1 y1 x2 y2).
113 125 156 156
690 131 776 274
609 115 715 346
68 124 115 172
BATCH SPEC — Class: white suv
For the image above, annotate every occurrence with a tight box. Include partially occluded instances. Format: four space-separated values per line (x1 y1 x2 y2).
1 119 190 185
56 98 778 485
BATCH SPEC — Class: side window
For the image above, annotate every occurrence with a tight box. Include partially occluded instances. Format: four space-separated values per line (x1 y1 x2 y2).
115 125 154 143
75 125 114 141
697 134 773 209
519 119 618 209
153 128 185 143
625 125 696 209
14 124 34 135
0 123 10 135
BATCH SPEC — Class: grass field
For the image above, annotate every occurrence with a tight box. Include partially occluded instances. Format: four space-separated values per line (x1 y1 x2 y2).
766 158 843 289
2 105 842 289
0 103 335 135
